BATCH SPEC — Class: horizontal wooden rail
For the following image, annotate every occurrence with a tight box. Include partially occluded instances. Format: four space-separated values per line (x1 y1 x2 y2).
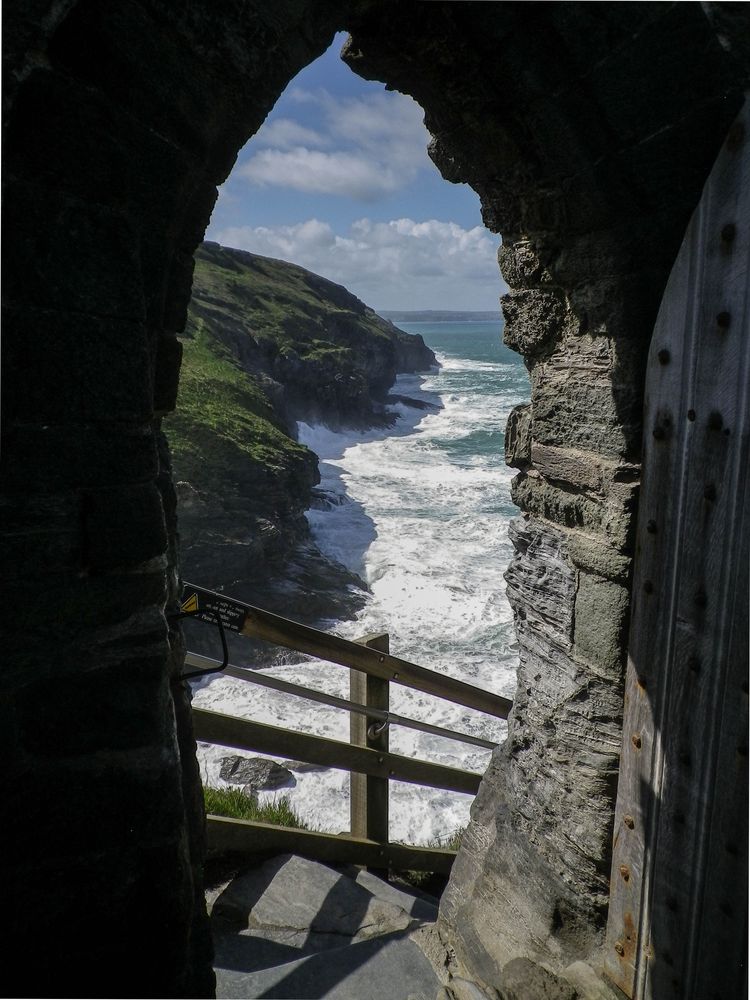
206 815 456 874
193 708 481 795
184 651 498 750
183 582 511 719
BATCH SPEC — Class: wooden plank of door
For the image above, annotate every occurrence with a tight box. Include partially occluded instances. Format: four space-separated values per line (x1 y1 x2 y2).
604 106 749 999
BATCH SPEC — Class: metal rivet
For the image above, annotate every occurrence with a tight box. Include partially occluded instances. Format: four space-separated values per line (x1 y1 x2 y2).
687 409 696 421
619 864 631 882
708 411 723 430
389 769 395 776
614 942 625 957
377 756 384 764
379 655 385 663
703 483 717 501
643 580 654 594
624 815 635 830
716 311 731 329
657 349 670 364
723 427 731 436
653 425 666 440
393 672 399 680
632 733 642 750
646 519 657 534
721 223 736 244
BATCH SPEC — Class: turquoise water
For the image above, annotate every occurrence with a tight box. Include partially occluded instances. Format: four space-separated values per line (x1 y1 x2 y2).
397 320 529 521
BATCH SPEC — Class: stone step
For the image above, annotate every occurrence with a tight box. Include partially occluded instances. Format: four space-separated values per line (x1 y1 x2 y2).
215 932 439 1000
210 854 441 1000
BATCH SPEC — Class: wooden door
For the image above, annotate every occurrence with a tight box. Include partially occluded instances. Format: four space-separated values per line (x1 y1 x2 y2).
604 102 749 1000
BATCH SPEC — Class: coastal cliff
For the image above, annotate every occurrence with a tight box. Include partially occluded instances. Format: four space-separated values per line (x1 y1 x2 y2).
164 242 436 627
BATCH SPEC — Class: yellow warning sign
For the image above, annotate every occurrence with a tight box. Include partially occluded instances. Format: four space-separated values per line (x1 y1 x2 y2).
181 592 199 614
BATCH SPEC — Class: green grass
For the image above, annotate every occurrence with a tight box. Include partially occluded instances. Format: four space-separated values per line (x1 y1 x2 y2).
165 317 314 500
204 781 463 887
204 786 309 828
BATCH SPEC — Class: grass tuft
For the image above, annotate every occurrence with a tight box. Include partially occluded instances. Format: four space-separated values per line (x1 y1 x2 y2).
204 786 309 829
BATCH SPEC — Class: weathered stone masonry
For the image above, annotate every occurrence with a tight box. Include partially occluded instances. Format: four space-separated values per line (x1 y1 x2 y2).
2 2 746 995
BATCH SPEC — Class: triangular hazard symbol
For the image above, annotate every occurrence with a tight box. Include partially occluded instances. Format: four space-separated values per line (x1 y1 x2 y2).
181 592 199 614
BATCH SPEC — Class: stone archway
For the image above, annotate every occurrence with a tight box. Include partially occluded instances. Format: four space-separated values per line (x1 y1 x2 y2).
2 3 745 995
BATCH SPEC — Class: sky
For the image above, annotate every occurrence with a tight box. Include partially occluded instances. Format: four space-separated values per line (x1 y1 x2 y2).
206 33 507 312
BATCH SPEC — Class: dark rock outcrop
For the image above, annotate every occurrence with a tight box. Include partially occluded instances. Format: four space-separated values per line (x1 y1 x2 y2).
219 757 295 792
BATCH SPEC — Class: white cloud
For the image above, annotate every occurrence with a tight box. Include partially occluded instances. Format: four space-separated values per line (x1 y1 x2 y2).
238 148 404 201
213 217 504 311
252 117 328 150
238 88 431 202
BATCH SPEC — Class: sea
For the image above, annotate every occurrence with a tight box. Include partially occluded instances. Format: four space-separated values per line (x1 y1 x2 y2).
192 318 530 845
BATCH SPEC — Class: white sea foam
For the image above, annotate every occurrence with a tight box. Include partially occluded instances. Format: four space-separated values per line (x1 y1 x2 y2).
193 337 529 844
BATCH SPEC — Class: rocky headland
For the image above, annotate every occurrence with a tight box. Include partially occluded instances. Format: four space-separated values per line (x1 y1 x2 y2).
164 242 436 655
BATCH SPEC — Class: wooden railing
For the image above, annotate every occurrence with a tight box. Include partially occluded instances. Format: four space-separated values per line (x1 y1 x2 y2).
186 584 511 874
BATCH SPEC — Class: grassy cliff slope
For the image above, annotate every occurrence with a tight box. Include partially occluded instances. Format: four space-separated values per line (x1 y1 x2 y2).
164 243 436 636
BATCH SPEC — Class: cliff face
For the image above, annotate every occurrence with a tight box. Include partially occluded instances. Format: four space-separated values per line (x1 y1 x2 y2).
186 242 435 428
164 242 436 626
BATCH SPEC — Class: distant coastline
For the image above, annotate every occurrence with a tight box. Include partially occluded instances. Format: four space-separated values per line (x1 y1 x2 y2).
378 309 502 324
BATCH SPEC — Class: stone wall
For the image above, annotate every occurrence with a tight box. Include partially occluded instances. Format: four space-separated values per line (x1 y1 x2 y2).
2 1 746 994
2 2 341 994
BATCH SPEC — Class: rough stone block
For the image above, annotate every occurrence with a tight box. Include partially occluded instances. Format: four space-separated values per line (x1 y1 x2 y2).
498 239 547 288
1 423 159 491
0 570 167 676
499 958 579 1000
502 288 567 358
505 403 532 470
3 178 145 323
574 572 630 674
17 649 171 756
2 306 153 425
531 443 604 493
566 531 632 583
528 335 630 459
6 752 184 861
82 482 168 572
511 472 604 534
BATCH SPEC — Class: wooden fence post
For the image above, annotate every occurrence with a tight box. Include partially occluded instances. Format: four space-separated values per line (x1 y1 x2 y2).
350 633 390 871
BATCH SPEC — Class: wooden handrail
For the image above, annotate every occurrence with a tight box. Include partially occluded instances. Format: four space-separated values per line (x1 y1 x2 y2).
183 582 512 719
185 581 507 875
193 708 482 794
184 651 498 750
206 816 457 874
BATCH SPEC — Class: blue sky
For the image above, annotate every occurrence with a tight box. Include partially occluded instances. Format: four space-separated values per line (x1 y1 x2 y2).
207 34 507 311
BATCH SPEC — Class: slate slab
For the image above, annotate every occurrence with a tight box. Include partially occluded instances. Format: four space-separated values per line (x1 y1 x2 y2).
212 854 419 946
215 933 440 1000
